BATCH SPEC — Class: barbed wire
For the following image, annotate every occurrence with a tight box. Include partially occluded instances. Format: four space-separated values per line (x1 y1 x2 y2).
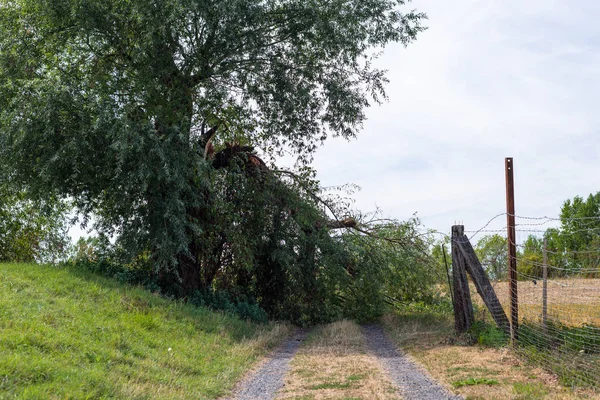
510 256 599 274
509 213 600 221
507 239 600 256
457 210 600 388
463 211 600 240
467 212 507 240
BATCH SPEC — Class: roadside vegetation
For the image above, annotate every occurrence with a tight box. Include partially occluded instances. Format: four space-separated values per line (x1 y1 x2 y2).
0 262 290 399
382 309 600 399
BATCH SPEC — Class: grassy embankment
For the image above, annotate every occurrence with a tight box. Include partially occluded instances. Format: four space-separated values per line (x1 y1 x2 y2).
0 263 290 399
382 311 600 400
277 320 398 400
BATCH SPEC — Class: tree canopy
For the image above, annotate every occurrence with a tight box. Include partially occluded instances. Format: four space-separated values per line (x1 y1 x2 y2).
475 234 507 281
0 183 70 263
518 192 600 279
0 0 428 323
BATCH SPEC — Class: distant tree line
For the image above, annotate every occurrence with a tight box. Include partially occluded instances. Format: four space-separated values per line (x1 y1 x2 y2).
475 192 600 280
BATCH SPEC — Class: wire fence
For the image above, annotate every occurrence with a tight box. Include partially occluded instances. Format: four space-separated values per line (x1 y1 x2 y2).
464 212 600 388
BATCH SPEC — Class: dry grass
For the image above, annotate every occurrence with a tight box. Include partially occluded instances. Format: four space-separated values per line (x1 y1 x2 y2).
240 323 295 354
382 313 600 400
481 278 600 326
277 320 400 400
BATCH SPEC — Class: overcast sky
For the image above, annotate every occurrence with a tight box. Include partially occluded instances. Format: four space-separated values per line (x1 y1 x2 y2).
306 0 600 241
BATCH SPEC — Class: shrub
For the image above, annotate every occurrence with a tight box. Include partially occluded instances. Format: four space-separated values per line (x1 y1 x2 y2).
190 289 268 324
67 239 270 324
469 320 509 347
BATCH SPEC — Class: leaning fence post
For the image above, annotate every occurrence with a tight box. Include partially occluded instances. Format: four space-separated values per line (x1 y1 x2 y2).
451 225 474 333
457 233 510 335
542 237 548 332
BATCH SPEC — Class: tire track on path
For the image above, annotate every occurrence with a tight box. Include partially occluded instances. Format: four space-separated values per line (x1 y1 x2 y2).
363 324 463 400
229 329 308 400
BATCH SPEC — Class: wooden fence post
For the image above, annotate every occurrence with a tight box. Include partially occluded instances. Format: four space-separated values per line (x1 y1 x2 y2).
456 234 511 335
451 225 474 333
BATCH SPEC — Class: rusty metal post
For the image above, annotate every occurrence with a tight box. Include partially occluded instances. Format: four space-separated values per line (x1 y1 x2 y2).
505 157 518 344
542 237 548 332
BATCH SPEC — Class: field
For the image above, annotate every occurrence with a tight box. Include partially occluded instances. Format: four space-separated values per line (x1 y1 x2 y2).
470 278 600 389
475 278 600 326
0 263 289 399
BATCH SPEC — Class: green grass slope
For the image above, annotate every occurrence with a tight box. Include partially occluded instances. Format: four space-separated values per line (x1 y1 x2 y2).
0 263 289 399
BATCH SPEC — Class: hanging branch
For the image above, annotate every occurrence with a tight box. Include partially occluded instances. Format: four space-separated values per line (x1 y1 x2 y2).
204 143 435 255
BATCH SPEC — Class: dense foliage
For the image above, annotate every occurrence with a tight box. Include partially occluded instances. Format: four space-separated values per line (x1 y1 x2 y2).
0 0 430 324
0 184 70 263
68 211 446 324
475 234 507 281
517 192 600 279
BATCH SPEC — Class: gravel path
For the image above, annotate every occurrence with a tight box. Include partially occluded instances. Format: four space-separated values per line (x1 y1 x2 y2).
229 329 308 400
362 324 462 400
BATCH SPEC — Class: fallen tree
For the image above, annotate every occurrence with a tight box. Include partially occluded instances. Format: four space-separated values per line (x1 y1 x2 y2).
0 0 427 323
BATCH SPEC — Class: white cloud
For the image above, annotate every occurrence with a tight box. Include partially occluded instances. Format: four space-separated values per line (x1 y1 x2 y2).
309 0 600 238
